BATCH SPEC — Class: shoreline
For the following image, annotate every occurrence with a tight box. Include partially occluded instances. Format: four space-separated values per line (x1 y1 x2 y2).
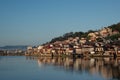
25 53 120 58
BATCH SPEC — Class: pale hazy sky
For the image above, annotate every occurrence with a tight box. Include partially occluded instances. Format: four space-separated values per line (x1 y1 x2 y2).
0 0 120 46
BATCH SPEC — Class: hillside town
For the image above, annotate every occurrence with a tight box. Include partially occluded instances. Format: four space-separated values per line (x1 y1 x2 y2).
26 26 120 57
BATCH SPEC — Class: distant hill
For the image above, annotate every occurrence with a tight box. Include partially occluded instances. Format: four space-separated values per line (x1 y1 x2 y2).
0 45 28 50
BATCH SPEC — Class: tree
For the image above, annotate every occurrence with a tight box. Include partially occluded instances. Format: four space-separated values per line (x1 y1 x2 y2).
109 23 120 32
106 34 120 41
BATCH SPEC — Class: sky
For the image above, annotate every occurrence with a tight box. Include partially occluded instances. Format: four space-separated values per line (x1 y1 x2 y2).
0 0 120 46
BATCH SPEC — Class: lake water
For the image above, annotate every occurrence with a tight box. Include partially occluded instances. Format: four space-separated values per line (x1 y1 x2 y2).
0 56 120 80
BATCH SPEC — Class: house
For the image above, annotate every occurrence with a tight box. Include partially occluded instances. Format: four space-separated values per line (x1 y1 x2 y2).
33 47 38 54
27 46 32 50
99 28 112 37
112 30 119 35
88 33 96 38
38 46 43 50
80 38 86 44
26 46 33 55
88 32 100 41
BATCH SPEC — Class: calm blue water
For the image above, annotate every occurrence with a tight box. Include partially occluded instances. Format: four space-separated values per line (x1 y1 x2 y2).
0 56 120 80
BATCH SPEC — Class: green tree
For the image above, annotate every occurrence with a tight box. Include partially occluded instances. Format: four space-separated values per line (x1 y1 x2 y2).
106 34 120 41
109 23 120 32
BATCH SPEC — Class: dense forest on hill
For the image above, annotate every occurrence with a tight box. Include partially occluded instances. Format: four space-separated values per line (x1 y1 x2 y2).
48 22 120 44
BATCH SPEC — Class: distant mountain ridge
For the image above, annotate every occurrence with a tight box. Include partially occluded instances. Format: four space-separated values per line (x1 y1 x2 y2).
0 45 28 50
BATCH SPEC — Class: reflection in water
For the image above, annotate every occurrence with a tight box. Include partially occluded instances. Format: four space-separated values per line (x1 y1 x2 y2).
26 56 120 80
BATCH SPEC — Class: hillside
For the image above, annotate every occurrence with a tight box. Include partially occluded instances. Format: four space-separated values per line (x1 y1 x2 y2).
48 22 120 44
